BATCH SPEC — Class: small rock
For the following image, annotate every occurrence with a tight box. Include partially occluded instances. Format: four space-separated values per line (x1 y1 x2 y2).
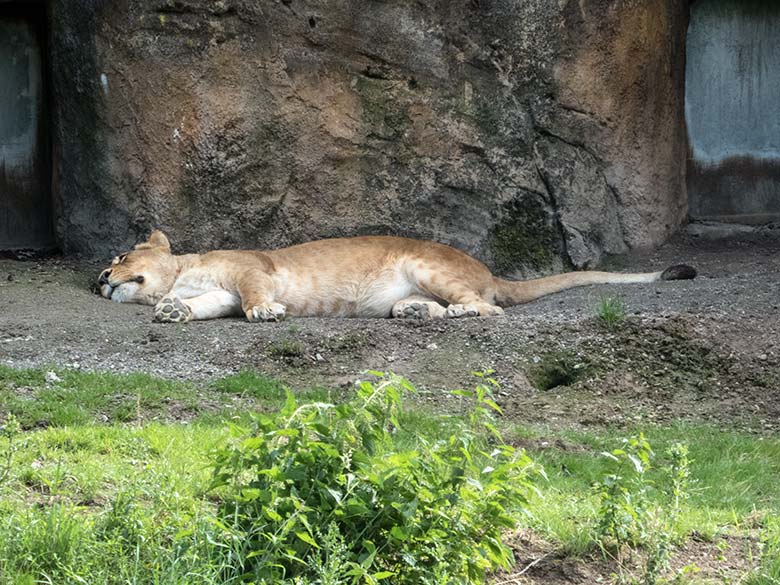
758 354 768 361
426 343 438 350
45 371 61 384
315 353 324 362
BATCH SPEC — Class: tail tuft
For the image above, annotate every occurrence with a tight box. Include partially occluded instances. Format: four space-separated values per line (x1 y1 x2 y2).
660 264 697 281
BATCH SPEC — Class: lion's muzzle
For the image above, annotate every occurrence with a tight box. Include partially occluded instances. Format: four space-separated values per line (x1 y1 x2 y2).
98 269 114 298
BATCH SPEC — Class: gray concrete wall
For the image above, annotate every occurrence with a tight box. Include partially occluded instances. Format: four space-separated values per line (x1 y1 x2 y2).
0 6 51 249
687 0 780 223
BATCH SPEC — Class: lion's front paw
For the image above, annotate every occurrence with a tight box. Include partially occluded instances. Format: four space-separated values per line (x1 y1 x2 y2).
446 303 504 318
246 302 287 322
154 295 192 323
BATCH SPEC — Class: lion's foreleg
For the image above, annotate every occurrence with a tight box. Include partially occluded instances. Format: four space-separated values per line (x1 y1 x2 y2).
186 291 242 320
237 272 287 322
154 291 241 322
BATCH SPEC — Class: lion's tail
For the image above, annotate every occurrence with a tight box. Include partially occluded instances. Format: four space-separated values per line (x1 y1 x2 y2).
493 264 696 307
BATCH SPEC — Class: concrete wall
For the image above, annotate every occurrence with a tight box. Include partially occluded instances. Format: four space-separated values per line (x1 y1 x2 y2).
687 0 780 223
0 4 51 249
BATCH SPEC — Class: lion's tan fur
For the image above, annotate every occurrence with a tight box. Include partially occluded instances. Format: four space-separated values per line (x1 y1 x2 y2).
99 230 689 323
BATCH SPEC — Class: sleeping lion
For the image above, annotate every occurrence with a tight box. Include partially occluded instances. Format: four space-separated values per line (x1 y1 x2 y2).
98 230 696 323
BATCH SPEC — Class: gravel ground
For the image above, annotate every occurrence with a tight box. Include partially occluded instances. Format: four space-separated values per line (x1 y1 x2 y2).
1 226 779 430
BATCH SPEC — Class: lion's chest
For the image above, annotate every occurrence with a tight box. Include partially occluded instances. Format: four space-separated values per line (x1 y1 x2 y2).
172 270 225 299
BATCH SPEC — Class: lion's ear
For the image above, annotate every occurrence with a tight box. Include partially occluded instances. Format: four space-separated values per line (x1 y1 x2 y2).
135 230 171 252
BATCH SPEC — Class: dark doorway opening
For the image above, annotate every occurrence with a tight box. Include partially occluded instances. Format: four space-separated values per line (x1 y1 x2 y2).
686 0 780 224
0 1 52 250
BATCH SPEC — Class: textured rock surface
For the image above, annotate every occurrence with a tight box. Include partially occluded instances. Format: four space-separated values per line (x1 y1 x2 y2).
47 0 690 274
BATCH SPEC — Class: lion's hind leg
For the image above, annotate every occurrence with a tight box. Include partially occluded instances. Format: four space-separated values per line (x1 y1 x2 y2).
392 295 447 320
410 264 504 318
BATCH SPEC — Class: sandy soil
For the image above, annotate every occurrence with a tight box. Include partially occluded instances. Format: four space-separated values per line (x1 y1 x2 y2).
1 227 779 432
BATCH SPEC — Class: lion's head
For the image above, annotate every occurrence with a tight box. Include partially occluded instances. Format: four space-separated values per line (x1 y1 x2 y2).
98 230 177 305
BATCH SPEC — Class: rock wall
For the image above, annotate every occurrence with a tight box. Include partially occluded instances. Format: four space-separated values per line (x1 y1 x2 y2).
48 0 690 275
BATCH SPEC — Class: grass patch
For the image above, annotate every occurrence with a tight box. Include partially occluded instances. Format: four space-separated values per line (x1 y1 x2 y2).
212 370 339 406
0 365 204 428
212 370 286 400
0 365 341 430
0 422 226 583
744 515 780 584
1 366 779 583
265 325 307 359
266 338 305 358
594 295 627 330
512 422 780 557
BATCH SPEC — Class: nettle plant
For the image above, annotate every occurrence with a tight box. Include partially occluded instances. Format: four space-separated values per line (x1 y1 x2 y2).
0 413 22 488
595 434 692 585
210 372 541 584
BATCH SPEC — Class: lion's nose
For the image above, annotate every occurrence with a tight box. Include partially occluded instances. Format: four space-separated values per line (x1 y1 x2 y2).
98 269 111 285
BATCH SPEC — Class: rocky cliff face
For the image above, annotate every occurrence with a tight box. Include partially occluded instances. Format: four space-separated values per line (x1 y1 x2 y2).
49 0 689 276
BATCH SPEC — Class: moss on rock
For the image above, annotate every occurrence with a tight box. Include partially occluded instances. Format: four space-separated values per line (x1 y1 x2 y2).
488 194 560 276
354 76 410 140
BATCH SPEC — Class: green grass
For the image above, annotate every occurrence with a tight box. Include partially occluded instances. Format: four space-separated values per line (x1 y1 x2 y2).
0 365 341 429
212 370 286 400
509 422 780 565
1 366 779 583
0 365 206 427
744 516 780 585
212 371 337 404
594 295 627 330
0 423 226 583
536 425 780 512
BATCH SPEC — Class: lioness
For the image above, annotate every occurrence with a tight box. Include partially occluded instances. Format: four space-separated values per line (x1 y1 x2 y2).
98 230 696 323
